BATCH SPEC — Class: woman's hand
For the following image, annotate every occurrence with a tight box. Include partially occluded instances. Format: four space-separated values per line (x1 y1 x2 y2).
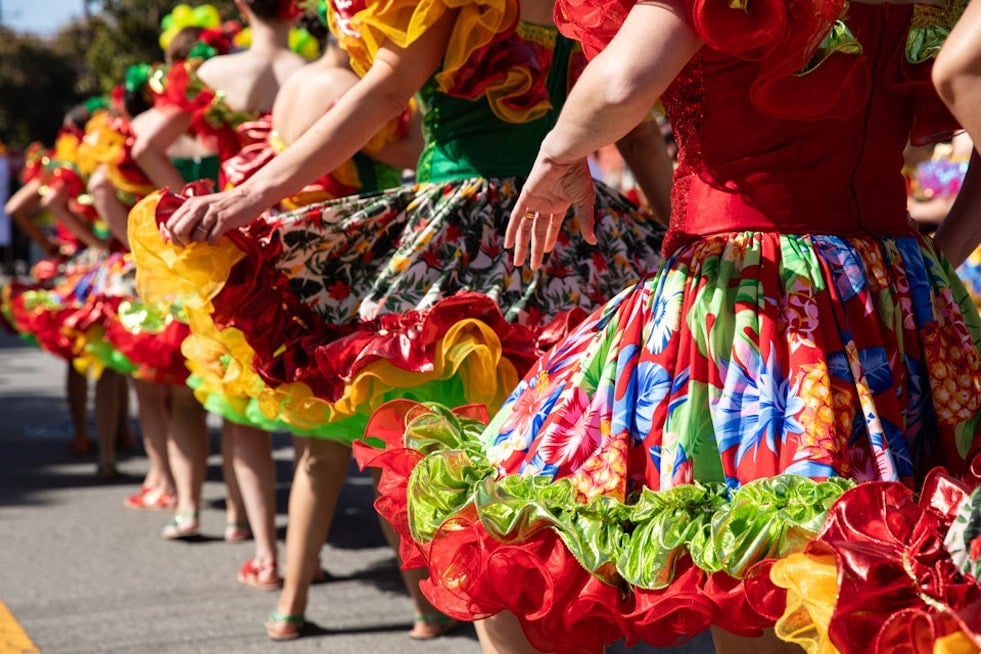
161 185 264 247
507 156 596 270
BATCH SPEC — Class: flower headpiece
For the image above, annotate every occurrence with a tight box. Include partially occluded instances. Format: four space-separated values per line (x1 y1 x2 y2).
159 4 222 53
124 63 153 94
188 27 234 60
277 0 305 21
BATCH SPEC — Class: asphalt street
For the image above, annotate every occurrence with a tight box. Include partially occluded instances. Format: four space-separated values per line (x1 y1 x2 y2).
0 328 715 654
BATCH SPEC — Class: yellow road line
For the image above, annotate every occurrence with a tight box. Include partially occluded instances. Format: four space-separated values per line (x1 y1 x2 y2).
0 600 38 654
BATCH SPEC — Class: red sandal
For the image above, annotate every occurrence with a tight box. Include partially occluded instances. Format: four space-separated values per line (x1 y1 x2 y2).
238 559 282 591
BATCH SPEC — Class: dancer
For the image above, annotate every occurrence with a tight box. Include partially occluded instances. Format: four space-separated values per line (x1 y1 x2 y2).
5 103 133 477
354 1 981 652
130 2 307 599
132 0 668 641
4 142 91 456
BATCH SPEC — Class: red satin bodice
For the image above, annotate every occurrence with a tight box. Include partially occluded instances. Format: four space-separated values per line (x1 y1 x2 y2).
660 4 956 255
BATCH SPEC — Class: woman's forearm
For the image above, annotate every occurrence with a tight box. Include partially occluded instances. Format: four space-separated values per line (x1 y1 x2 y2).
6 180 58 254
615 118 674 224
933 150 981 267
238 70 417 210
538 2 701 166
934 0 981 157
131 107 194 189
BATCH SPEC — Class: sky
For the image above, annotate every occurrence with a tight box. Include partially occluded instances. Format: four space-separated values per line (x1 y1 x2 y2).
1 0 101 36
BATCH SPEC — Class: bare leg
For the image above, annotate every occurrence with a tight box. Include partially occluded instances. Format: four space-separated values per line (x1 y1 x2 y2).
66 364 91 454
374 511 458 638
230 423 280 588
162 385 209 538
710 627 801 654
93 369 125 477
130 379 175 492
475 613 549 654
268 438 350 638
115 376 135 451
221 420 250 541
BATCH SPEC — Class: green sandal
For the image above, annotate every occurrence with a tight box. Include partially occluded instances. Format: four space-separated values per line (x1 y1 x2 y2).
409 612 460 640
161 511 200 540
265 610 305 641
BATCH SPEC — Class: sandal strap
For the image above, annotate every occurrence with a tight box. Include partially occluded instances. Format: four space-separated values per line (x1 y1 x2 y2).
414 612 453 624
267 610 304 625
170 511 199 526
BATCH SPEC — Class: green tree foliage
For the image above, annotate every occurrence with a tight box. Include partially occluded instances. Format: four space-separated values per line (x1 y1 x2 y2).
0 0 240 147
83 0 237 94
0 26 82 147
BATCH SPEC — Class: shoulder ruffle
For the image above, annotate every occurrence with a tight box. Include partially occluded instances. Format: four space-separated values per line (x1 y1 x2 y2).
150 61 257 159
327 0 519 100
444 21 556 123
885 0 969 145
84 113 155 199
556 0 966 124
20 142 48 184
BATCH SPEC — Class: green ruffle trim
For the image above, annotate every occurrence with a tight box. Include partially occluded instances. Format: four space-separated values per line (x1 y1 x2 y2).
189 374 338 437
799 20 862 76
22 289 64 311
405 404 853 590
84 338 139 374
117 299 180 335
906 0 968 64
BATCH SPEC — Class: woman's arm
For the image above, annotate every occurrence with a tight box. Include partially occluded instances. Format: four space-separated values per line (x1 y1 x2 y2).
508 1 701 268
4 179 60 256
933 150 981 267
614 118 673 225
934 0 981 159
40 186 110 252
162 10 458 247
367 106 426 171
131 106 194 189
87 165 131 249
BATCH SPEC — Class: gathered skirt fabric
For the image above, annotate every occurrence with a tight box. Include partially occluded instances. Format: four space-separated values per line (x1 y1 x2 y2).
354 229 981 653
130 176 665 441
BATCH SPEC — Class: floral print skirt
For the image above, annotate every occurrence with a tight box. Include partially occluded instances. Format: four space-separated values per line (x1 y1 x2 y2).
354 229 981 653
129 176 664 441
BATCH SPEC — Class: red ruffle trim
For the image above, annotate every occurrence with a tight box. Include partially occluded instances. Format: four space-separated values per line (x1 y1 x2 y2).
805 469 981 652
448 27 551 115
556 0 951 127
220 127 276 191
152 63 242 162
221 128 361 202
20 142 48 184
353 400 786 653
554 0 635 60
8 284 79 360
102 300 191 385
7 280 112 361
154 183 579 403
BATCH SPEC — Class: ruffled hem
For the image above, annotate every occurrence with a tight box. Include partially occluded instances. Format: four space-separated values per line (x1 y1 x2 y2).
103 302 191 385
354 400 853 652
5 251 121 364
133 183 627 434
129 187 246 310
772 469 981 653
